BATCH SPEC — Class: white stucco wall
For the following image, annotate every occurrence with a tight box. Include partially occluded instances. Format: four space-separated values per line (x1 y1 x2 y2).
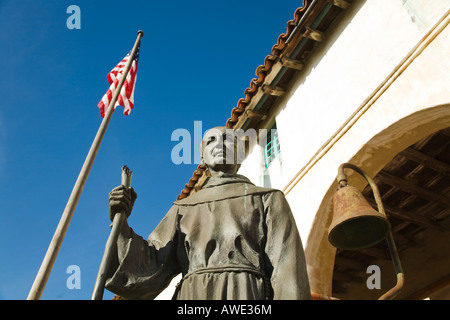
241 0 450 237
238 0 450 294
155 0 450 299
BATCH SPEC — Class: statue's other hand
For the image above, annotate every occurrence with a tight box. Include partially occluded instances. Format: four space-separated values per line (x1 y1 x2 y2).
108 185 137 221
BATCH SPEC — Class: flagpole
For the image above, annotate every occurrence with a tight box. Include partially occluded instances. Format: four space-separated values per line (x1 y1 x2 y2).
27 30 144 300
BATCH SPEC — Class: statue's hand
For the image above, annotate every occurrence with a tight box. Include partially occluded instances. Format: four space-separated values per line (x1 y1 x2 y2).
108 185 137 221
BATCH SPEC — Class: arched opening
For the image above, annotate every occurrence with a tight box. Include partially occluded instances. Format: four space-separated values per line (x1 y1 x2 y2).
332 125 450 299
305 104 450 299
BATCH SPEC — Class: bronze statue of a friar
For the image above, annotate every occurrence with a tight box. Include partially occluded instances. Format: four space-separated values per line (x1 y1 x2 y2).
105 127 311 300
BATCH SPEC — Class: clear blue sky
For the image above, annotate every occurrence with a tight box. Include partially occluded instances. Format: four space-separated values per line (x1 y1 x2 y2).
0 0 302 299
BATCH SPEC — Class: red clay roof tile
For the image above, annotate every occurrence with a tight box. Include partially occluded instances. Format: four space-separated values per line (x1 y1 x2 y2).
178 2 310 199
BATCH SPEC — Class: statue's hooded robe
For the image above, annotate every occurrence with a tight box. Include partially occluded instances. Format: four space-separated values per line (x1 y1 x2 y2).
105 173 311 300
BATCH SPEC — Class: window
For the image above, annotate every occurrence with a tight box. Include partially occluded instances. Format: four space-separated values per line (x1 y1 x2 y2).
264 123 280 168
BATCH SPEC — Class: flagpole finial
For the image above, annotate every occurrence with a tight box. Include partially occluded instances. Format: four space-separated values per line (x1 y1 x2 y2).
137 30 144 37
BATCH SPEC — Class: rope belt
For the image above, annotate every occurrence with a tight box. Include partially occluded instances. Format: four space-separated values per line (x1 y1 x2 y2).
172 265 272 300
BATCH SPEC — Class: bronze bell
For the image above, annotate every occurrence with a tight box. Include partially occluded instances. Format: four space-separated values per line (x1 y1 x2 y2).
328 185 391 250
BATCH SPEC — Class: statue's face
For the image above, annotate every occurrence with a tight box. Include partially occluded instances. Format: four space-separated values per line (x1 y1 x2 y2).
201 127 240 174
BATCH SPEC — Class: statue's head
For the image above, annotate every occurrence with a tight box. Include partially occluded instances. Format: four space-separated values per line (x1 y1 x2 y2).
200 126 245 175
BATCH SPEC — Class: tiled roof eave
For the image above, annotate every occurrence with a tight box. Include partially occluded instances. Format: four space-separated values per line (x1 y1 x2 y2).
225 2 312 130
177 0 349 200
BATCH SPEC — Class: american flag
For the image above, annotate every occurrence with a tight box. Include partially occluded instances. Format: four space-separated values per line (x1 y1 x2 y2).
98 45 140 117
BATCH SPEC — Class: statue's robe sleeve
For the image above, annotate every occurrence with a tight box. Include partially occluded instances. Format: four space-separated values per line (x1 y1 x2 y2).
105 206 181 300
263 191 311 299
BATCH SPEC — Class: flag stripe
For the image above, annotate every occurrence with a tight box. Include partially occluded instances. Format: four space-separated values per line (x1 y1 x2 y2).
98 45 140 118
